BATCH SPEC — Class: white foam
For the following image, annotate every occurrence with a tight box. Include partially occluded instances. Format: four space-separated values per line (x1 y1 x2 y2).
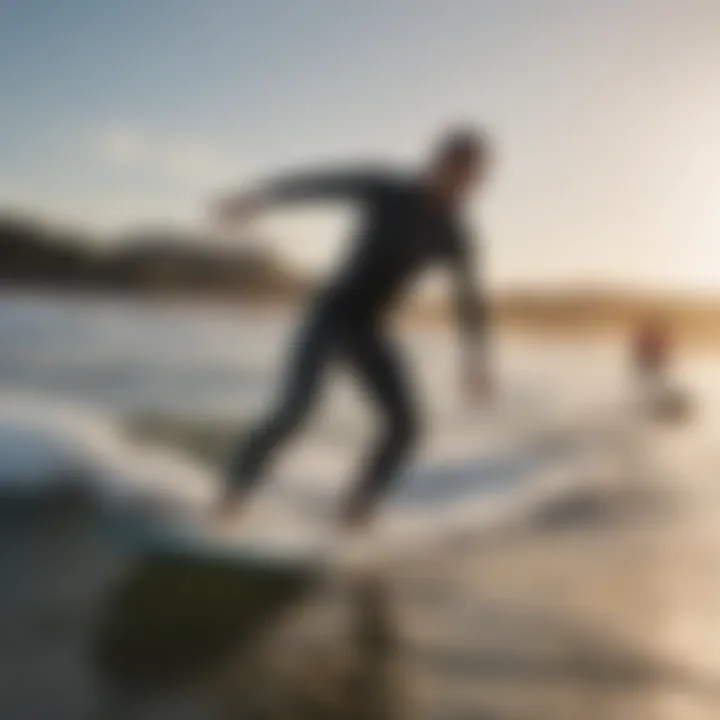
0 390 126 490
0 389 219 519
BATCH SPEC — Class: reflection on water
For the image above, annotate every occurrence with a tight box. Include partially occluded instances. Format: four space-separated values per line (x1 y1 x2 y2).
93 558 316 697
93 560 402 719
92 535 720 720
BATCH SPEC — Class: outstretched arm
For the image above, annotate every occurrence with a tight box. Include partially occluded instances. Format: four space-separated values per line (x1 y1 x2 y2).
213 166 392 224
259 167 389 204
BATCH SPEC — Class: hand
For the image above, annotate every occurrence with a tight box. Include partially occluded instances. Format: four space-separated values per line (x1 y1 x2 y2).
462 359 493 409
208 191 263 231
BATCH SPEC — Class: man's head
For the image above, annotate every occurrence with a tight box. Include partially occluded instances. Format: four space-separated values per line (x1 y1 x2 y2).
427 126 492 203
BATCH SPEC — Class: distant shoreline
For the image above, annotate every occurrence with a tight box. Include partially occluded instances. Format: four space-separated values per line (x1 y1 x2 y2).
3 284 720 353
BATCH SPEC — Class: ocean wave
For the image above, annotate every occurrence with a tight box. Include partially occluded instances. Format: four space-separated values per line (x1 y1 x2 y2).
0 390 218 519
0 381 697 561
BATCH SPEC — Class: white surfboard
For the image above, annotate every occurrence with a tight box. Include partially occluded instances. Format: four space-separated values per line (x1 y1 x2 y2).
105 504 437 582
103 398 611 579
107 503 335 578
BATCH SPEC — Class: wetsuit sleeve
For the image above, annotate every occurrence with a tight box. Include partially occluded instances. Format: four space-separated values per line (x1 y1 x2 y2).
258 167 392 206
450 229 489 356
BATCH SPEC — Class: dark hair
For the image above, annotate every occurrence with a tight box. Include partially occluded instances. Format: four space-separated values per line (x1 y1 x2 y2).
434 126 490 166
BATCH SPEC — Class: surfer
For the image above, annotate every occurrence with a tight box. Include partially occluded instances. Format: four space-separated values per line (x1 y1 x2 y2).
631 318 686 420
632 318 670 386
212 127 494 529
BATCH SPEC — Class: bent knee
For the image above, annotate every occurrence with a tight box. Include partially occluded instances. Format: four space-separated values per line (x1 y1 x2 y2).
262 398 310 438
386 410 421 451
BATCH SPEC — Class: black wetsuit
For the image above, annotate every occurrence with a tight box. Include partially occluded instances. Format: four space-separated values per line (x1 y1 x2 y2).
230 168 487 517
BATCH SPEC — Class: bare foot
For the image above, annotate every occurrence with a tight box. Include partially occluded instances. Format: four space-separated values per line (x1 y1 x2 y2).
213 492 247 530
341 505 373 535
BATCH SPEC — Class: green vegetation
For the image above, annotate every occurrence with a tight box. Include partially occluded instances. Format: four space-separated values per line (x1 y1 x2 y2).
0 212 306 299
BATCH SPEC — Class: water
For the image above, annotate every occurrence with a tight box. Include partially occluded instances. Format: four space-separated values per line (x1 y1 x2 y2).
3 292 720 719
0 291 647 420
0 290 716 527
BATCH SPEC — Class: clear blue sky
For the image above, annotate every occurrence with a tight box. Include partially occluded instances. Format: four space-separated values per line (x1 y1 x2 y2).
2 0 719 290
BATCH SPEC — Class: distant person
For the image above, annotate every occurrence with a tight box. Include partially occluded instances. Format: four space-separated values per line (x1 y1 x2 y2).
631 318 679 417
633 318 671 388
211 127 494 530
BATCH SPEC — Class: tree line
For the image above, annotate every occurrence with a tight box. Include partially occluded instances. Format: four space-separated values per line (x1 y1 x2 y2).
0 213 307 299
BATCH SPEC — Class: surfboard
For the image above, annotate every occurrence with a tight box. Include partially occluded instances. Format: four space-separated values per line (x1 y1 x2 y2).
107 508 334 579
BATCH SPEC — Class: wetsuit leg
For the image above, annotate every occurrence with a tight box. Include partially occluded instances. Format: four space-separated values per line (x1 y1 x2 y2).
226 312 337 500
341 326 420 520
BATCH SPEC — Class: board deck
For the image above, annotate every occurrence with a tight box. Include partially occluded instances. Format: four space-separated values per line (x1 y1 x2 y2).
108 511 334 577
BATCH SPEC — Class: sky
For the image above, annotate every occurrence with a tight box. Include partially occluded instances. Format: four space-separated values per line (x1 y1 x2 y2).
1 0 719 291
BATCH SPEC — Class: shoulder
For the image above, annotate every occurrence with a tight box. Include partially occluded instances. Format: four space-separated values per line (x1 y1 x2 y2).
359 166 417 198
